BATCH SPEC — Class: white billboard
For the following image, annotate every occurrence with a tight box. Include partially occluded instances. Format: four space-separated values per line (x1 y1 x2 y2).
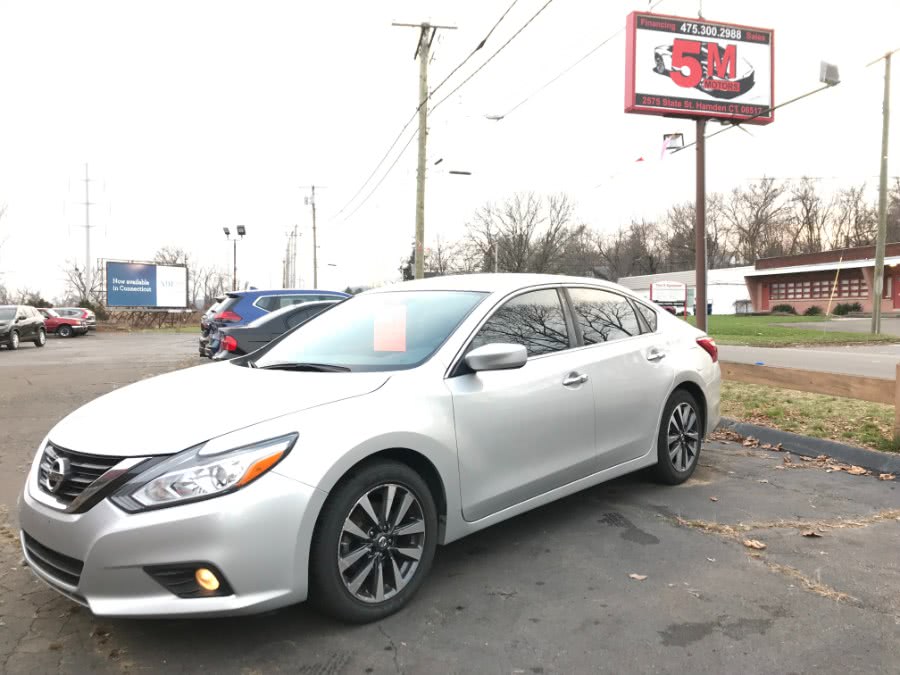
650 280 687 304
625 12 774 124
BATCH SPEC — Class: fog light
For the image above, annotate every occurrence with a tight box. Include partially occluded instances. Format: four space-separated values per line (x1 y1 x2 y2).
195 567 220 591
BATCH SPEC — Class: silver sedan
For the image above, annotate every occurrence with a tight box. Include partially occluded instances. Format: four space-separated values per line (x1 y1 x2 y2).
19 274 720 623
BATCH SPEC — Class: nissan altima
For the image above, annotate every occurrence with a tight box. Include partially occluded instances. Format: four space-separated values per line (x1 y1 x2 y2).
19 274 720 623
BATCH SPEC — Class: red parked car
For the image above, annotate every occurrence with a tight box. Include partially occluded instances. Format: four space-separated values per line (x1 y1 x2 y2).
37 308 89 338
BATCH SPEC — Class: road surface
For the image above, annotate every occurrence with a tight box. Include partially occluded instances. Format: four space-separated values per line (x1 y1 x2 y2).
720 343 900 380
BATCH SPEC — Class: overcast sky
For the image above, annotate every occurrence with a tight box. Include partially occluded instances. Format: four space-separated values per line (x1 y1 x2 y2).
1 0 899 300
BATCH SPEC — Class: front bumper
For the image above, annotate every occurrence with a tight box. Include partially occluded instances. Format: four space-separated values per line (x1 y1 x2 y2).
19 470 326 617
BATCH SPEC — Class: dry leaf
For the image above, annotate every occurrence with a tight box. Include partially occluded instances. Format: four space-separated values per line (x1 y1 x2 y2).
801 530 823 538
758 479 769 484
709 496 719 502
878 473 896 481
783 455 793 465
707 557 716 562
628 573 648 581
742 437 759 448
800 456 814 462
743 539 767 550
774 465 785 470
846 466 867 476
816 454 828 461
774 443 784 451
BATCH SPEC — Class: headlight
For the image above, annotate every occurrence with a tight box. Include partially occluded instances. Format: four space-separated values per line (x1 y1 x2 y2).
110 433 297 512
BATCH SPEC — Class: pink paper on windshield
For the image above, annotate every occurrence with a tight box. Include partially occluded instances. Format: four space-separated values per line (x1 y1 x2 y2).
373 305 407 352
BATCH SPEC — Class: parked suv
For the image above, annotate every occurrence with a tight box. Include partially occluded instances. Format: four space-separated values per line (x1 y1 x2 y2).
37 308 89 337
55 307 97 331
0 305 47 349
201 289 349 356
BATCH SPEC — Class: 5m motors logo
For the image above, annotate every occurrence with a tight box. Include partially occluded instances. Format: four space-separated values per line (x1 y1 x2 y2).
653 39 755 100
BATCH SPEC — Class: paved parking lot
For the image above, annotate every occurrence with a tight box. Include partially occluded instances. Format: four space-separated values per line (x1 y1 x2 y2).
1 333 899 674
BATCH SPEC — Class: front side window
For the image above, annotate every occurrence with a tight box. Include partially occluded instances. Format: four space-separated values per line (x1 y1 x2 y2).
254 291 486 371
568 288 641 344
470 289 569 357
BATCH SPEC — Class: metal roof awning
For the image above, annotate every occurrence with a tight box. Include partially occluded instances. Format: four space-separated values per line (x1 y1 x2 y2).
744 256 900 277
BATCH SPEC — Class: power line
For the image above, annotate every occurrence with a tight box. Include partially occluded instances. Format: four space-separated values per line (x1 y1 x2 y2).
342 128 419 222
331 0 523 221
430 0 557 115
493 0 666 119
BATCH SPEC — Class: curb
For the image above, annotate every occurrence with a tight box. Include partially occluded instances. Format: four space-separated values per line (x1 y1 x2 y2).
716 417 900 475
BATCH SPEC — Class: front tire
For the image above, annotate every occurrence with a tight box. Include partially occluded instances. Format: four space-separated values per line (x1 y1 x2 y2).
58 324 73 338
34 328 46 347
653 390 703 485
309 460 438 623
8 331 19 350
654 54 666 74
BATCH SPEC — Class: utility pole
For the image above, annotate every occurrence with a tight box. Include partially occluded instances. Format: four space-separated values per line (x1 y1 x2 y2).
393 21 456 279
695 119 708 333
311 186 318 288
300 186 324 288
870 49 897 334
82 163 94 300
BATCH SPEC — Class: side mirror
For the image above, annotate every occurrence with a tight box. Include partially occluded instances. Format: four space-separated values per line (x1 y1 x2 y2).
465 343 527 372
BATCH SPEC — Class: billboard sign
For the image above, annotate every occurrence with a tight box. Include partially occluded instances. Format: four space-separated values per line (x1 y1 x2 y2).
650 280 687 304
106 261 188 308
625 12 774 124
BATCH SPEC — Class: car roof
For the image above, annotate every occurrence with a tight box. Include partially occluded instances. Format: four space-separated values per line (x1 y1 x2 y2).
226 289 348 298
363 273 626 296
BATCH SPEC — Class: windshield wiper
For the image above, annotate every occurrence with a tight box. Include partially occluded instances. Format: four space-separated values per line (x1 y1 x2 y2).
257 362 351 372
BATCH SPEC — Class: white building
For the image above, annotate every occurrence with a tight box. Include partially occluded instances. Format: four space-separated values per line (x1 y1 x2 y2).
616 266 754 315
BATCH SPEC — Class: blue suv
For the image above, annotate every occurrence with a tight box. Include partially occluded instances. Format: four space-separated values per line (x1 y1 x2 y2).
200 288 349 356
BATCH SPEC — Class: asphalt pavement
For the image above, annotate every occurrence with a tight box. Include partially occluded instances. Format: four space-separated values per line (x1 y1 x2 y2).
719 343 900 380
1 332 899 674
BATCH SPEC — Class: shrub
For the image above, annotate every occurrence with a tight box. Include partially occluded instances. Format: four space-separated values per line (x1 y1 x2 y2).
803 305 823 316
832 302 863 316
770 304 797 315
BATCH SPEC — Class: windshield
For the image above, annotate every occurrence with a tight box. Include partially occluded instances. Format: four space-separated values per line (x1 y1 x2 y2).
0 308 15 320
42 309 59 318
253 290 486 372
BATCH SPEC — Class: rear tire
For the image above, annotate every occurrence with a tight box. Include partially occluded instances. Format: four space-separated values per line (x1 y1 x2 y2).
653 390 703 485
58 324 73 338
34 329 46 347
309 460 438 623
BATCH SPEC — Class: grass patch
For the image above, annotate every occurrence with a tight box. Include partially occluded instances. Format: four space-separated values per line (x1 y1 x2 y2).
685 315 898 347
721 380 899 453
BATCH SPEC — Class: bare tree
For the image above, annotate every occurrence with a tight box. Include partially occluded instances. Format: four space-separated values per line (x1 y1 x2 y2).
663 194 734 271
62 260 102 304
833 184 877 248
784 177 835 254
724 177 790 263
464 193 574 273
425 235 462 276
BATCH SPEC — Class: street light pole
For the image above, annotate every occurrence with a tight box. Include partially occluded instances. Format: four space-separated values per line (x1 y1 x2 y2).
223 226 246 291
871 50 896 334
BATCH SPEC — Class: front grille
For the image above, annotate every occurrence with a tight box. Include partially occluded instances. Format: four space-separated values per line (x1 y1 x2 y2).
22 531 84 588
38 443 125 506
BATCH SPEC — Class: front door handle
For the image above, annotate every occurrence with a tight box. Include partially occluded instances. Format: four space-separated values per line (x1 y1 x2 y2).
646 347 666 362
562 372 589 387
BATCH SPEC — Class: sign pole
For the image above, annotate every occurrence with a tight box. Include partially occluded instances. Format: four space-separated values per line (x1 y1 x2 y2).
695 117 708 332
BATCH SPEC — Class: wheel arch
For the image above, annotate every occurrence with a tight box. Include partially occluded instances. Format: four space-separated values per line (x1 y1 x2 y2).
670 378 708 435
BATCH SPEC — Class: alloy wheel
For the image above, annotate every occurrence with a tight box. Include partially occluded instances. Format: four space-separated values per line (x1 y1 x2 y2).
337 483 426 604
667 402 700 472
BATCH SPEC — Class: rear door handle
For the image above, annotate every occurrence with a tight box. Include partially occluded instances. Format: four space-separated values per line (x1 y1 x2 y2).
562 372 589 387
646 347 666 362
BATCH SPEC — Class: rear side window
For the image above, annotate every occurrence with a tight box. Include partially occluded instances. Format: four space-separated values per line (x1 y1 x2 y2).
568 288 641 344
471 289 569 357
286 307 319 328
216 297 242 314
254 296 281 311
633 302 658 333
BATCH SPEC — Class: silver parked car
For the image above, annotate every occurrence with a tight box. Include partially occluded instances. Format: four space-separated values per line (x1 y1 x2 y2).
19 274 720 623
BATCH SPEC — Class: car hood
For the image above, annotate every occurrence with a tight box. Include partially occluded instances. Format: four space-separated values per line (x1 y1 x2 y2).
49 363 390 457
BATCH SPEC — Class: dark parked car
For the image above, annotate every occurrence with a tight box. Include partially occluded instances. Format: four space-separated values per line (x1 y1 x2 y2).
37 308 89 337
0 305 47 350
201 288 349 357
212 300 338 360
55 307 97 331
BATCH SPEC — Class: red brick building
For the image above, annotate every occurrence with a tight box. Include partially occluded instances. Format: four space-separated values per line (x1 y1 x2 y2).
744 243 900 314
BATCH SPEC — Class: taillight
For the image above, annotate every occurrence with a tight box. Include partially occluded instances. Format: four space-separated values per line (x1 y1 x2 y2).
696 337 718 363
215 310 242 322
222 335 238 352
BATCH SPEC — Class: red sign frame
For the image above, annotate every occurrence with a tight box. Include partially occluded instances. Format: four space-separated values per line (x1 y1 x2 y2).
625 11 775 125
